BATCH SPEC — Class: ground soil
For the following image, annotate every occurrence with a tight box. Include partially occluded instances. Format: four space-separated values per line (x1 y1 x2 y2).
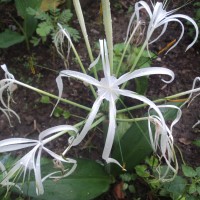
0 0 200 199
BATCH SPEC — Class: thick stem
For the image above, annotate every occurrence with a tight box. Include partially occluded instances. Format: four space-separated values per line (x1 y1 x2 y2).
72 0 98 80
101 0 113 73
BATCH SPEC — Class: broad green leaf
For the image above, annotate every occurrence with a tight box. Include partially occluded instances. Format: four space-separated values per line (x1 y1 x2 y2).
182 165 197 178
23 14 38 38
0 29 25 48
163 176 187 200
111 120 152 174
15 0 41 38
15 0 41 18
20 159 113 200
115 114 132 141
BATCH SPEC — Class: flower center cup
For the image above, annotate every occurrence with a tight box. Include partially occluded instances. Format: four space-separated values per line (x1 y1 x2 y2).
98 76 119 101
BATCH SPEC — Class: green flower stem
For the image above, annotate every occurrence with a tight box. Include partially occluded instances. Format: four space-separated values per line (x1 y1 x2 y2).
72 0 98 80
116 116 148 122
116 21 141 77
12 79 91 112
117 87 200 113
101 0 113 73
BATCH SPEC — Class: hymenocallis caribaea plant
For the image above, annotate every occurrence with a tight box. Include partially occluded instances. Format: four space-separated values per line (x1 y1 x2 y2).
0 0 199 196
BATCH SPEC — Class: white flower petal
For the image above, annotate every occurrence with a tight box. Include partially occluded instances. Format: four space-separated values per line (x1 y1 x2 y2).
39 125 78 141
168 14 199 51
0 138 38 152
116 67 174 86
102 97 122 168
72 96 104 146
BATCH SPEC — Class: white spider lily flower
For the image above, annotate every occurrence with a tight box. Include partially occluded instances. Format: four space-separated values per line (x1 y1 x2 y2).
0 64 20 125
0 125 77 195
126 1 199 53
54 39 175 169
148 105 182 178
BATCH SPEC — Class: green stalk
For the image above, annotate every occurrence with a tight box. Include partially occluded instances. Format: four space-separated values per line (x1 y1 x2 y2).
116 116 148 122
116 21 141 77
72 0 98 80
101 0 113 73
11 79 91 111
117 87 200 113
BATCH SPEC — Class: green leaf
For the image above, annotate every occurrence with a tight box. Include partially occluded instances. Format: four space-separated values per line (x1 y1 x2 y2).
15 0 41 38
20 159 113 200
36 22 53 37
145 156 159 167
0 29 25 48
196 185 200 195
135 165 150 178
163 176 187 200
53 107 63 118
62 111 70 119
23 14 38 38
40 95 50 104
182 165 197 178
115 114 132 141
15 0 41 18
111 120 152 174
58 9 73 24
189 183 197 194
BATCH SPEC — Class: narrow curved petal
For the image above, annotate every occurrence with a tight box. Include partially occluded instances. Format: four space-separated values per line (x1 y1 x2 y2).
72 96 104 146
35 147 43 195
39 125 78 141
102 97 122 168
60 70 100 86
168 14 199 51
0 138 38 152
118 89 167 133
148 22 168 45
158 18 184 53
116 67 174 86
